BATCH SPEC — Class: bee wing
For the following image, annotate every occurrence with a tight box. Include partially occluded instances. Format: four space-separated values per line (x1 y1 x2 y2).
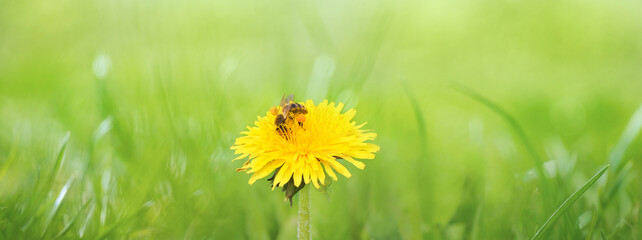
284 94 294 105
279 94 287 107
279 94 294 108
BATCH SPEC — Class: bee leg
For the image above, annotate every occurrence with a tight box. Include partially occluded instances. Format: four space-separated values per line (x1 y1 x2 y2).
276 125 290 140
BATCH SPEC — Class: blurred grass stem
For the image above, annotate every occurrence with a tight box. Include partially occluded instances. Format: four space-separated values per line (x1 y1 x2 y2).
450 83 552 209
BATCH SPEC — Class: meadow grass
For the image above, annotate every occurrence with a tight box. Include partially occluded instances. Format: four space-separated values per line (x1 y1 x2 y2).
1 0 642 239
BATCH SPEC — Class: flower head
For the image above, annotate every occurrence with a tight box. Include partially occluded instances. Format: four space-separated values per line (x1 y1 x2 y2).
231 99 379 203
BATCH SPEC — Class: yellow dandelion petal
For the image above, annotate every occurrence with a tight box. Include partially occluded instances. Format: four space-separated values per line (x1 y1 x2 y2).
247 156 272 173
309 165 319 187
321 161 338 181
316 164 325 185
273 162 292 188
303 165 311 184
293 165 303 187
339 155 366 170
347 150 376 160
231 97 379 197
326 158 352 178
249 159 284 184
311 174 320 189
233 152 249 160
366 143 380 152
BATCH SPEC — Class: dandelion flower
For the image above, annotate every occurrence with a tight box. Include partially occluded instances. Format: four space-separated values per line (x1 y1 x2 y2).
231 99 379 203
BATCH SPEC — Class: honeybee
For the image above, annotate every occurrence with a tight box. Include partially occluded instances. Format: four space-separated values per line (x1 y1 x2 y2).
270 94 308 135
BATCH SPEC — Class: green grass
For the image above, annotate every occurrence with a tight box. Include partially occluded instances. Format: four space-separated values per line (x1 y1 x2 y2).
1 0 642 239
532 164 610 240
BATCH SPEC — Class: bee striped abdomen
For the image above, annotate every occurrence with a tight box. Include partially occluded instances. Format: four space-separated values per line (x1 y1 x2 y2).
287 103 308 114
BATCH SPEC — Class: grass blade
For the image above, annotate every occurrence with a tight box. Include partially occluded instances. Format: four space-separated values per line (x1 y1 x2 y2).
449 83 551 208
21 133 70 233
403 82 428 159
600 103 642 205
449 83 543 168
78 204 96 238
531 164 610 240
601 161 631 207
608 104 642 173
95 201 154 240
41 175 75 239
44 132 71 196
52 198 91 239
0 138 19 180
52 132 71 179
402 82 429 239
585 104 642 238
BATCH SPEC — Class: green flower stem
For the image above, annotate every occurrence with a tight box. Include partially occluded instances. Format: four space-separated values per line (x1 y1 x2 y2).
297 186 311 240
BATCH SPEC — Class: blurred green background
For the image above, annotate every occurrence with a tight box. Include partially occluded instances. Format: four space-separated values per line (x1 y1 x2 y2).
1 0 642 239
